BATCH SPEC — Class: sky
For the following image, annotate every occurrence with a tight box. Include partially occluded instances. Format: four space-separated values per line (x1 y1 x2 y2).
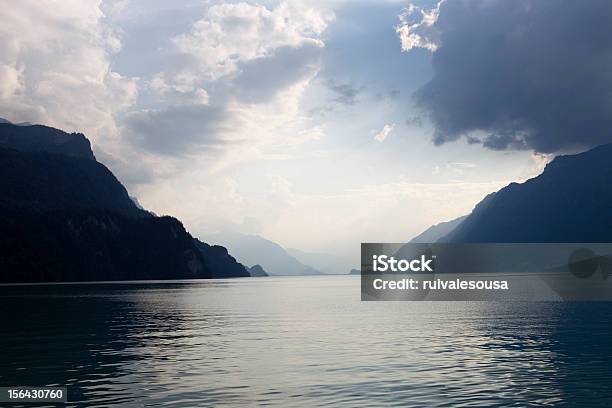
2 0 611 262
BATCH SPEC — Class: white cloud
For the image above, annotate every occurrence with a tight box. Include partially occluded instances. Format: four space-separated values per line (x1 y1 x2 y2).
173 2 333 81
0 0 334 171
126 1 334 164
374 123 395 142
395 2 443 52
285 125 325 146
194 89 210 105
147 72 210 105
0 0 137 145
0 64 24 99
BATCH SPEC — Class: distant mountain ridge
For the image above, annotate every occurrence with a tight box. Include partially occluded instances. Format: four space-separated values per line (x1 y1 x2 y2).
285 247 352 275
439 143 612 243
0 121 250 282
203 232 322 276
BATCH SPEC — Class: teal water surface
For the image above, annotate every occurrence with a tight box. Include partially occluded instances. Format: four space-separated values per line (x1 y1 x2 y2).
1 276 611 407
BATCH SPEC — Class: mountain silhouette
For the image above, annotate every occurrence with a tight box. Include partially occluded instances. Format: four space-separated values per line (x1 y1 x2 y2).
439 143 612 242
0 147 141 216
410 215 467 243
247 264 269 277
0 120 95 159
202 232 322 276
194 240 250 278
0 122 249 282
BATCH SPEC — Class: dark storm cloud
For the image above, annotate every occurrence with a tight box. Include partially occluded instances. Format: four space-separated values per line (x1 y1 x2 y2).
414 0 612 153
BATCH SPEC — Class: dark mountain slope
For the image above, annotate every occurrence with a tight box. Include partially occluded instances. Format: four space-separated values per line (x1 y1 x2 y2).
0 211 209 283
440 143 612 243
410 215 467 243
0 122 95 159
0 147 143 216
194 240 250 278
0 122 247 282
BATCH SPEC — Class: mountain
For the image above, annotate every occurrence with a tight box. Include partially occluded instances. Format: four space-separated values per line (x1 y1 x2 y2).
203 232 322 276
439 143 612 243
0 146 141 216
0 121 95 159
0 122 247 282
1 210 211 282
247 264 269 277
194 240 250 278
0 118 33 126
410 215 467 243
286 248 353 275
349 268 361 275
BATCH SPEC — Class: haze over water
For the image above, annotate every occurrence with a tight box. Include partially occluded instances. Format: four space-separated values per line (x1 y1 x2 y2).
1 276 611 407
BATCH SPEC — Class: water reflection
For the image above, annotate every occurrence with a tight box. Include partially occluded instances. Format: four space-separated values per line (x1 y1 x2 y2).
0 278 611 407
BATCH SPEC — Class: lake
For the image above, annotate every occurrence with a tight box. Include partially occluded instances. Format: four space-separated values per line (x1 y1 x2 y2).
1 275 611 407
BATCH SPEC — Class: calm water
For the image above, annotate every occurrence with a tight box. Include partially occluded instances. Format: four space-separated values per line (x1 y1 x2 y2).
1 275 611 407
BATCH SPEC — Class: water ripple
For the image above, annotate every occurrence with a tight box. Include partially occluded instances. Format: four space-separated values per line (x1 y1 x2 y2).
1 277 611 407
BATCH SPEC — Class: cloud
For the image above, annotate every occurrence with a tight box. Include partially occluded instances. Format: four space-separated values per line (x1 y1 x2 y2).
285 126 325 146
405 115 423 127
376 89 400 101
230 42 323 103
374 123 395 142
124 1 333 159
172 1 332 81
0 0 137 144
400 0 612 153
395 2 443 52
0 0 334 172
326 79 361 105
123 105 236 156
147 72 210 105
